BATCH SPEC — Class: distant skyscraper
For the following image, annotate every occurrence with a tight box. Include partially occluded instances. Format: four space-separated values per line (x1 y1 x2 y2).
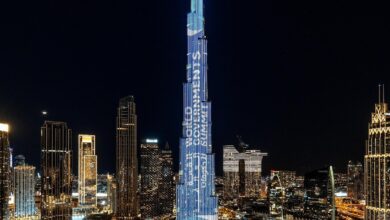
14 155 26 167
159 142 175 218
140 139 160 218
14 163 36 218
78 134 97 207
0 123 11 219
347 161 363 200
223 145 268 199
270 170 297 189
41 121 72 219
304 166 335 220
116 96 139 218
365 86 390 219
268 173 284 218
176 0 218 218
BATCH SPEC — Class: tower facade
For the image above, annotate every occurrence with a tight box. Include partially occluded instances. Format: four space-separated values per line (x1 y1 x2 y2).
365 87 390 219
41 121 72 219
0 123 11 219
176 0 218 218
223 145 268 199
140 139 160 218
78 134 97 207
107 174 117 214
347 161 363 200
14 164 36 218
116 96 138 218
159 143 175 218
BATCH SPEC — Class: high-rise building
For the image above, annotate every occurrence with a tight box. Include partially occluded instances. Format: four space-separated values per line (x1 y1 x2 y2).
140 139 160 218
78 134 97 208
41 121 72 219
223 145 268 199
176 0 218 218
304 166 335 220
14 162 36 218
14 155 26 167
268 174 284 218
365 86 390 219
347 161 363 200
270 170 297 189
0 123 11 219
116 96 139 218
107 174 117 214
159 142 175 218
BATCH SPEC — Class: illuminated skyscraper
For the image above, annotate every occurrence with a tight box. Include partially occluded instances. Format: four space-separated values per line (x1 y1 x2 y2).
223 145 268 199
347 161 363 200
140 139 160 218
107 174 117 214
78 135 97 207
365 86 390 219
0 123 11 219
41 121 72 219
14 163 36 218
116 96 139 218
159 143 174 218
176 0 218 218
304 166 335 220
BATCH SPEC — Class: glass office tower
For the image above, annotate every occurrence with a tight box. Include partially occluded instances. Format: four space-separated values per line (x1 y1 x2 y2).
78 135 97 207
14 164 36 218
176 0 218 219
116 96 139 218
41 121 72 219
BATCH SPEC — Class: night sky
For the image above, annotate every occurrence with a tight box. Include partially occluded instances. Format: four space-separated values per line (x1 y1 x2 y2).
0 1 389 176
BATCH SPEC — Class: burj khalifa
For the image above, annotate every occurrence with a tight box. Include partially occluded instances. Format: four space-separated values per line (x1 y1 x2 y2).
176 0 218 219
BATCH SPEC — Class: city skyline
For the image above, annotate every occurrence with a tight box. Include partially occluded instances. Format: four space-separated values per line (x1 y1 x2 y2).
0 1 389 219
0 1 389 176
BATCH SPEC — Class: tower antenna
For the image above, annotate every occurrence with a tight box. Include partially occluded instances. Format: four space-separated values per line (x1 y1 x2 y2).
379 84 382 104
383 84 385 104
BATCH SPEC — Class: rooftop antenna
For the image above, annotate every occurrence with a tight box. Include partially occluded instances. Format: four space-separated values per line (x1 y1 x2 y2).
383 84 385 104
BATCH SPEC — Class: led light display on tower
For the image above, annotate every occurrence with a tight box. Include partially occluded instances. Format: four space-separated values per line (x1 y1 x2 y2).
176 0 218 219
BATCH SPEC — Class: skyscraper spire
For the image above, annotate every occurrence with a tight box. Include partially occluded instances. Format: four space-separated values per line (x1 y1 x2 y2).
191 0 203 16
176 0 218 219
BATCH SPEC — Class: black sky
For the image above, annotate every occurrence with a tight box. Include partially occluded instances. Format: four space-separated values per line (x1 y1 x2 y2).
0 1 389 176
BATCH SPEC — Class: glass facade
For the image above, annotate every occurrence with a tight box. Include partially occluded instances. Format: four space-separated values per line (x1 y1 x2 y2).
223 145 268 200
365 92 390 219
14 165 36 218
176 1 218 219
140 140 160 218
41 121 72 219
116 96 139 218
78 135 97 208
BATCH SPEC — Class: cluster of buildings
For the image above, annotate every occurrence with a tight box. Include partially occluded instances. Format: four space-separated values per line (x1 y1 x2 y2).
2 0 390 218
0 96 175 219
